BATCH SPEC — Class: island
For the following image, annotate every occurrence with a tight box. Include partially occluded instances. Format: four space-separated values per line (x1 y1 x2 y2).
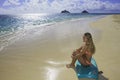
81 10 89 14
61 10 70 13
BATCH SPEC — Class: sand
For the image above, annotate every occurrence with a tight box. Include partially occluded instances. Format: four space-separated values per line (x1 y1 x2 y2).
90 15 120 80
0 15 120 80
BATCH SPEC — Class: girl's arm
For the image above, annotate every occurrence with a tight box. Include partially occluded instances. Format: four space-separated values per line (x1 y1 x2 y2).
71 46 82 57
76 47 82 52
79 45 88 56
75 45 88 57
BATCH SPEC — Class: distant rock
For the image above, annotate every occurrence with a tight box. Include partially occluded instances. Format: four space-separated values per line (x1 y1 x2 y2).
81 10 89 14
61 10 70 13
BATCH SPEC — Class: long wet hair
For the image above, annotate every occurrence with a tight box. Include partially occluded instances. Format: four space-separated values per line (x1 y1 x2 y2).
84 32 95 54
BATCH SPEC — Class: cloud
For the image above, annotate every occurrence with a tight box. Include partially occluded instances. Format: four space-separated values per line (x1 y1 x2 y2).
3 0 11 6
0 0 120 14
69 0 120 11
103 1 120 10
3 0 21 6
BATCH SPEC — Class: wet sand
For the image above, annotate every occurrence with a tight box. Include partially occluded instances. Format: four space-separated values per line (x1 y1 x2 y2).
0 15 120 80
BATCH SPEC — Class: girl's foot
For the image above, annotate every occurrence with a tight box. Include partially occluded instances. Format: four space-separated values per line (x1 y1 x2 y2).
98 71 103 74
66 64 75 68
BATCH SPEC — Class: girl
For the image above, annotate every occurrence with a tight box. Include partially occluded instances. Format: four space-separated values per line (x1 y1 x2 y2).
66 32 95 68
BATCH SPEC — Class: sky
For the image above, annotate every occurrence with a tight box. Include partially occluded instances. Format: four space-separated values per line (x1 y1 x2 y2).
0 0 120 14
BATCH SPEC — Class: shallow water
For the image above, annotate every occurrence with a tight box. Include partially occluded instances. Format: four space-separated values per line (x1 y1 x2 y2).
0 13 104 52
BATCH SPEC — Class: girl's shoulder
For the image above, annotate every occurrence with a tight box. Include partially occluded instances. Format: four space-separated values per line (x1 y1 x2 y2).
81 44 88 51
81 43 86 47
81 43 88 48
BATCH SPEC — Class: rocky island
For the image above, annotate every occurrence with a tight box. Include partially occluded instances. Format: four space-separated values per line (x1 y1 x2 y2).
81 10 89 14
61 10 70 13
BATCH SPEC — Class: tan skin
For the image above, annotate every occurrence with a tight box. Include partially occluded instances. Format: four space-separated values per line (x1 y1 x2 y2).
66 35 92 68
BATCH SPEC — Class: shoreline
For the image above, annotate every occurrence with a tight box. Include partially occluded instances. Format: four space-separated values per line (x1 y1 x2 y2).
0 15 104 52
0 15 102 80
0 15 120 80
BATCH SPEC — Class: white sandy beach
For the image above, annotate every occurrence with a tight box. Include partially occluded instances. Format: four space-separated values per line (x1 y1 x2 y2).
0 15 120 80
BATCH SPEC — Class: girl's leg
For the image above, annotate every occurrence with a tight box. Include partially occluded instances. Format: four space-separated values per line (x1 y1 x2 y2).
70 56 77 66
66 55 77 68
78 56 89 66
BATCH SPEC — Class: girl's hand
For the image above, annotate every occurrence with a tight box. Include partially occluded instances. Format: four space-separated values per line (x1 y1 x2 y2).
76 49 80 54
72 50 76 56
71 54 80 58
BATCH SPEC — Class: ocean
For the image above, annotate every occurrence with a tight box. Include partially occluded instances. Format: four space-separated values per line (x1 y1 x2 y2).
0 13 115 51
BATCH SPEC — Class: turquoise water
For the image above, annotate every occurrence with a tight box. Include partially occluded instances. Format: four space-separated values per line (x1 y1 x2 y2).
0 13 116 35
0 13 112 51
0 13 107 35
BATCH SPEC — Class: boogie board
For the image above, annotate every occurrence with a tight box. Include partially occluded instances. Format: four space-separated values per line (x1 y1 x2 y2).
75 58 98 80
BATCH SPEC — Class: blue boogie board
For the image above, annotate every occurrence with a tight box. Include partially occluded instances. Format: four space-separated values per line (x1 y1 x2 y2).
75 58 98 80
